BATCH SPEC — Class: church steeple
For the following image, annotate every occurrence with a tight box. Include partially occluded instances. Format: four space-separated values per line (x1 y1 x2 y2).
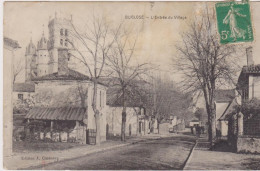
25 38 36 55
25 37 37 82
37 25 48 50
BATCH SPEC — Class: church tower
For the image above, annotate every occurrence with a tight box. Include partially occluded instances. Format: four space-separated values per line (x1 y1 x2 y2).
37 32 49 77
48 13 73 74
25 38 37 81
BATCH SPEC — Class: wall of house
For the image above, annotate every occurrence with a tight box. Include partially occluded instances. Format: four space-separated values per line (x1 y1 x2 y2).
216 102 229 135
87 85 107 142
35 81 86 107
237 136 260 153
216 102 229 120
4 45 14 156
106 106 139 136
220 120 228 136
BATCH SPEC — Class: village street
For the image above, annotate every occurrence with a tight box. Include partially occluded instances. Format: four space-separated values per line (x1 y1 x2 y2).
27 135 196 170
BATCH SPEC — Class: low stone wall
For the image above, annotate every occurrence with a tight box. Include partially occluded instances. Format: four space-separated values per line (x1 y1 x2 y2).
237 136 260 154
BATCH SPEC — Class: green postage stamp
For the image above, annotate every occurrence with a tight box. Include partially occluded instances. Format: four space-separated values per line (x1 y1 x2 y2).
215 1 254 44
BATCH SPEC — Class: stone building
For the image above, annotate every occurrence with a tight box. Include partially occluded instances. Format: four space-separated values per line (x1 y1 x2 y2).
235 47 260 153
23 14 107 144
221 47 260 153
25 48 107 144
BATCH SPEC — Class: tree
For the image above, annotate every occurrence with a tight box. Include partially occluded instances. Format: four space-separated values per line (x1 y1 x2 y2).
67 16 121 145
106 26 150 141
174 6 242 147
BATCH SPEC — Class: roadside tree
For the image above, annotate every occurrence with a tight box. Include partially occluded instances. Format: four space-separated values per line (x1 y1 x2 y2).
174 7 242 146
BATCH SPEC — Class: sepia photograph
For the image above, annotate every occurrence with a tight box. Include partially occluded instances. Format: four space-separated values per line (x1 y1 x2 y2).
2 1 260 170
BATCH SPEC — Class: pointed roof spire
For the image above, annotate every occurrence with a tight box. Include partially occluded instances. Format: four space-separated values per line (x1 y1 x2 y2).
26 34 36 55
38 26 47 50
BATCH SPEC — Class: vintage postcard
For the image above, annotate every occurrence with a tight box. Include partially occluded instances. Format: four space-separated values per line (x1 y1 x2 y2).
3 1 260 170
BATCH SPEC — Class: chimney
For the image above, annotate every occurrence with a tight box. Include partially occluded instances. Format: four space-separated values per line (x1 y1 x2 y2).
246 46 254 66
58 48 69 75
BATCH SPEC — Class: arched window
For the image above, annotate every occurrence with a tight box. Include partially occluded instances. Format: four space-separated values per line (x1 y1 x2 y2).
60 39 63 46
60 29 63 36
65 29 68 36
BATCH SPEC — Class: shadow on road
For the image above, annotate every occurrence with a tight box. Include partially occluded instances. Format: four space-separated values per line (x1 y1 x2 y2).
242 158 260 170
211 140 236 153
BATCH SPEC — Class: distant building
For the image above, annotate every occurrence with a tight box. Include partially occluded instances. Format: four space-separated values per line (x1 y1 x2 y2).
13 83 35 102
106 85 149 137
189 119 199 127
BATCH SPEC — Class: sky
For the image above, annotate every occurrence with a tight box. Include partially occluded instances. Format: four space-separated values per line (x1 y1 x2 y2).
4 1 260 83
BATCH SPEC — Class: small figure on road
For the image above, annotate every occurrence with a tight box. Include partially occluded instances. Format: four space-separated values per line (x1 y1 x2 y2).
201 126 205 134
197 126 201 138
190 126 194 134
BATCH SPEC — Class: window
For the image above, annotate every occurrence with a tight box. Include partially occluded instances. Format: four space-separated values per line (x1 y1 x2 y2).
60 39 63 46
65 29 68 36
60 29 63 36
18 94 23 100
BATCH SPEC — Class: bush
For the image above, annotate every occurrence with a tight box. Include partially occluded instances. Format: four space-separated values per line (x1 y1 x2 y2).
239 98 260 119
13 97 34 114
43 138 53 143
